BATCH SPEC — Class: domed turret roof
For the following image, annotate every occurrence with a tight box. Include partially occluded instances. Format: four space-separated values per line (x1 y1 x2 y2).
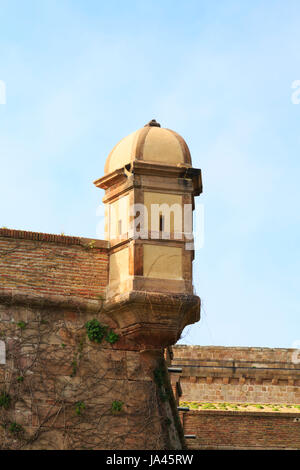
104 120 192 175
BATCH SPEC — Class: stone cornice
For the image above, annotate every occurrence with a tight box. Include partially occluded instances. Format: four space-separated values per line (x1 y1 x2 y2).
103 290 200 349
94 162 202 196
0 288 102 312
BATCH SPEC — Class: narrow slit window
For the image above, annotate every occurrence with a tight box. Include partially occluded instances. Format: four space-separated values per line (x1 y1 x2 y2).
159 215 164 232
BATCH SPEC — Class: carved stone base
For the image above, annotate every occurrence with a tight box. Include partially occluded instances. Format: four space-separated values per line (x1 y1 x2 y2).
103 290 200 349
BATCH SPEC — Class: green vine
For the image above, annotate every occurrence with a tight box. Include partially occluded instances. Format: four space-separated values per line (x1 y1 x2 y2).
165 417 172 426
85 319 119 345
70 337 85 377
75 401 86 416
0 391 11 410
154 365 170 402
111 400 123 413
8 422 24 436
154 360 186 449
85 319 106 343
70 360 78 378
106 330 119 344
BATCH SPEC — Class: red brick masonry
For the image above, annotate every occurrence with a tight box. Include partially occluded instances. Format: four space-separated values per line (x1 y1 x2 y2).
182 410 300 449
0 229 184 449
0 228 109 300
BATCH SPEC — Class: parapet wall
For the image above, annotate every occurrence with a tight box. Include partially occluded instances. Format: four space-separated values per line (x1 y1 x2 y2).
173 345 299 362
0 229 184 450
0 228 109 302
182 410 300 450
172 345 300 404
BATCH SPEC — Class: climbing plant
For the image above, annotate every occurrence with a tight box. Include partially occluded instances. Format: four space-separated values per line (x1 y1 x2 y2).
85 319 119 345
0 239 176 450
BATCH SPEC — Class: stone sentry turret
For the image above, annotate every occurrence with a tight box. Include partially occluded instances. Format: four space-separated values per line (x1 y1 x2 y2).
94 120 202 350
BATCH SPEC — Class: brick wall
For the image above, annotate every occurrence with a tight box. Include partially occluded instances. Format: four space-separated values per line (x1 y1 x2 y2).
0 229 184 450
0 229 109 300
182 410 300 449
173 345 298 363
172 345 300 404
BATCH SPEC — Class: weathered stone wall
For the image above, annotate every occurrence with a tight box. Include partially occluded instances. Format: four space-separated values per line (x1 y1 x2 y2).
3 229 300 449
0 230 184 449
182 410 300 450
172 345 300 404
0 301 183 449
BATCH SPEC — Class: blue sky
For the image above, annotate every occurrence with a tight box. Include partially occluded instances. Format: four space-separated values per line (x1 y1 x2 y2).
0 0 299 348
